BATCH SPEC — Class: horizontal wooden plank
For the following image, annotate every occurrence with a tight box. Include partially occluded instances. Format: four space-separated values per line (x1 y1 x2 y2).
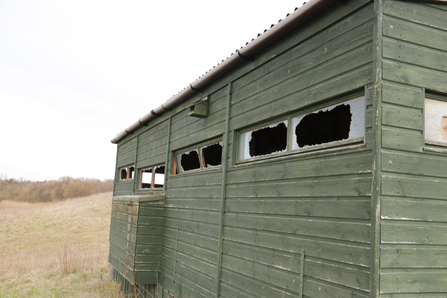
382 104 422 130
380 269 447 294
221 254 301 293
163 218 219 238
161 248 216 278
223 228 370 267
227 152 372 184
158 268 213 298
382 81 424 109
163 227 217 251
138 206 164 217
137 216 164 227
381 221 447 244
384 1 447 32
135 271 157 285
168 171 222 188
381 174 447 200
219 282 257 298
381 245 447 268
382 150 447 179
111 210 138 224
220 268 297 297
135 244 161 255
383 16 447 52
166 185 222 198
137 225 163 235
383 59 447 94
381 197 447 222
226 198 371 220
134 254 160 265
226 176 372 198
222 240 300 273
383 37 447 73
164 208 220 225
112 201 139 214
224 213 370 243
381 127 422 152
304 258 370 292
165 198 220 212
109 228 136 244
163 238 216 264
303 277 369 298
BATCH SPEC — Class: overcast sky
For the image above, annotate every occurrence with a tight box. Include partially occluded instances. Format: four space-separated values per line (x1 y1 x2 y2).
0 0 305 182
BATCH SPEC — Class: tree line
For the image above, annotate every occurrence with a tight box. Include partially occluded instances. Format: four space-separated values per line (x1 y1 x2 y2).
0 176 113 202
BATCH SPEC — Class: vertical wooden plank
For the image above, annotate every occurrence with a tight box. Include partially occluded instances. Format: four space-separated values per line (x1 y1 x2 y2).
215 82 232 298
164 116 172 192
133 135 140 194
299 249 305 298
371 0 384 297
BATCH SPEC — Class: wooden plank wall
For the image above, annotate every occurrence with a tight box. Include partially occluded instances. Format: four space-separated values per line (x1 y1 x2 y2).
109 200 139 283
158 87 227 298
379 1 447 296
111 1 379 297
137 120 169 169
220 2 374 297
135 200 165 285
114 137 137 196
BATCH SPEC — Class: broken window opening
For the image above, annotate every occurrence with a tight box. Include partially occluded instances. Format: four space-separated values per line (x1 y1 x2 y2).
292 96 365 150
201 142 223 167
240 121 288 160
177 149 200 173
119 165 135 181
295 104 351 148
120 168 128 180
140 168 153 189
153 166 165 188
425 98 447 144
128 166 135 179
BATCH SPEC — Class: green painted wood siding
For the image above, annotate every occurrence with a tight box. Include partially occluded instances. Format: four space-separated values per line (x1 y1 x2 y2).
137 120 169 168
379 1 447 296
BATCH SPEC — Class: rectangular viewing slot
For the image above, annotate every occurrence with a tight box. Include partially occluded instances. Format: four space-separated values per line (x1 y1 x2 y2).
292 96 365 150
139 165 165 190
240 121 288 160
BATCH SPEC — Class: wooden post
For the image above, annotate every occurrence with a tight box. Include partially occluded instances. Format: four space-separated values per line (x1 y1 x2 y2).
371 0 383 296
215 82 233 298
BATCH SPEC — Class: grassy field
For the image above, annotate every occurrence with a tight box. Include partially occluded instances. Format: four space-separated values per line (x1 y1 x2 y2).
0 192 128 297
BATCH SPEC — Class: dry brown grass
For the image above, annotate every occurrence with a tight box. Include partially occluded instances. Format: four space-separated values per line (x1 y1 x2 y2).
0 192 128 297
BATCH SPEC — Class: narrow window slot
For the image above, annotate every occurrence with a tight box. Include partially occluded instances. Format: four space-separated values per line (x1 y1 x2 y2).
140 169 153 189
153 166 165 188
120 168 128 180
295 104 351 148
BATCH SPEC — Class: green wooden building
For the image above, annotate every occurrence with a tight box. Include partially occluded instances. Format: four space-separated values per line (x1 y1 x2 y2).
108 0 447 297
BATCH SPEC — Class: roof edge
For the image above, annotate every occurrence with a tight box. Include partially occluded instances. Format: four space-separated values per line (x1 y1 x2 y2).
111 0 336 144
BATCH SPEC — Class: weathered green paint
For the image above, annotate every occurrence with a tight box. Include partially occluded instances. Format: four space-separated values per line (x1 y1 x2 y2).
108 0 447 297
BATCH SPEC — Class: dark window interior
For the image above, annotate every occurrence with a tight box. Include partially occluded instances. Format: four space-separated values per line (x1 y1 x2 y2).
295 104 351 148
202 143 222 167
120 168 128 180
180 150 201 172
153 166 165 188
249 122 287 157
128 166 134 179
141 169 152 189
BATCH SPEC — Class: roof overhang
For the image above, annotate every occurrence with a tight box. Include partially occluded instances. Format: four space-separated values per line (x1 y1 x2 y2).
111 0 341 144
